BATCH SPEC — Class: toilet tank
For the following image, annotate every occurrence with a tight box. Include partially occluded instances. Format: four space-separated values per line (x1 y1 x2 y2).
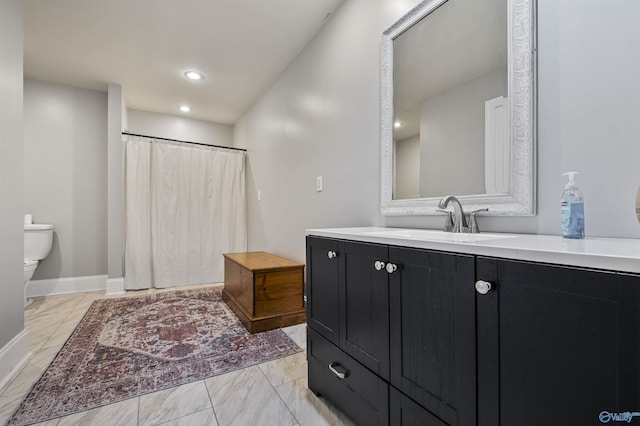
24 224 54 260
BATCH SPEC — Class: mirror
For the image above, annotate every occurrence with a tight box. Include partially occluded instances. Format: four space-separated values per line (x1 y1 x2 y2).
636 186 640 223
381 0 536 216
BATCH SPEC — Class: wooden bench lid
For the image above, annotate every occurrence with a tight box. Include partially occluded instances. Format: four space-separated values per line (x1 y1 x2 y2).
223 251 304 272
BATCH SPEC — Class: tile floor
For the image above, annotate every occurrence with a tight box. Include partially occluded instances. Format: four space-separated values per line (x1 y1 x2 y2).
0 284 354 426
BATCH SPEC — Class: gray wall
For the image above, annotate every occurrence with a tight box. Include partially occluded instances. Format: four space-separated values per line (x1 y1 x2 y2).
127 109 233 145
235 0 640 267
234 0 404 262
532 0 640 238
0 0 25 348
23 79 108 280
394 135 420 199
107 84 124 279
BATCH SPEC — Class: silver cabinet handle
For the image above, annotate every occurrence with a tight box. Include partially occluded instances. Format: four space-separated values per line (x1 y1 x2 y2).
374 260 386 271
327 251 337 259
328 362 348 379
475 280 492 295
386 263 397 274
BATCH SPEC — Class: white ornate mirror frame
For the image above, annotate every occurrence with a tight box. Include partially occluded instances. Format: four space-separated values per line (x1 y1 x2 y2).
380 0 537 216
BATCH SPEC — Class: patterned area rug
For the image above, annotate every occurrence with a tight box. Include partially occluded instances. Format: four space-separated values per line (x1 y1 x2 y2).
7 287 302 426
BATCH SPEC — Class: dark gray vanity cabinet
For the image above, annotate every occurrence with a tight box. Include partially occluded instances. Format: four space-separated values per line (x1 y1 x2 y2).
476 257 640 426
308 327 390 425
306 237 390 376
390 387 448 426
306 236 390 425
307 235 640 426
389 247 476 426
306 236 475 425
306 236 340 344
340 240 390 380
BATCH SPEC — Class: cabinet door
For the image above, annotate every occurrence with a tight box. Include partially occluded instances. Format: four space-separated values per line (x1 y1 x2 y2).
390 386 448 426
477 258 640 426
306 236 340 345
340 240 390 380
389 247 476 426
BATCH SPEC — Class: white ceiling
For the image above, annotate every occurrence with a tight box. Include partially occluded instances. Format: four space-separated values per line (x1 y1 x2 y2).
23 0 345 124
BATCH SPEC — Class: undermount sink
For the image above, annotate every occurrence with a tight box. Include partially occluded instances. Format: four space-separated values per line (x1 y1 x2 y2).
363 229 517 243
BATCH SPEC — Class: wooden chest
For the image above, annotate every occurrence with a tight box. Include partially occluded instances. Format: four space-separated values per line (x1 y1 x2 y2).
222 251 306 333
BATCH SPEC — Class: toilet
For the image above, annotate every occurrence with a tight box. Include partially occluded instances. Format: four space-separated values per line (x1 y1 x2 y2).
24 223 54 308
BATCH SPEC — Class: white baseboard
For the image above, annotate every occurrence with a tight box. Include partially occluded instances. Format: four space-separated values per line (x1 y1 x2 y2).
0 330 31 393
26 274 107 297
106 277 125 295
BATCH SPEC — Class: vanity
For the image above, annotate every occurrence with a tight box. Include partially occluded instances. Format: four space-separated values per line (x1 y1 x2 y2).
307 0 639 423
305 227 640 426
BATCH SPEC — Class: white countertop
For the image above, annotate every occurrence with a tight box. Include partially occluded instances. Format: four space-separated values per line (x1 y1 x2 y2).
306 227 640 274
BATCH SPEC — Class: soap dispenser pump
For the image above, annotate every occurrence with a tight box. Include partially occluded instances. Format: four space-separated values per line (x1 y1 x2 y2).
560 171 585 239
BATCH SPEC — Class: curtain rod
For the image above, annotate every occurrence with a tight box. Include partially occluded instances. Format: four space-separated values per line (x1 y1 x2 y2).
122 132 247 152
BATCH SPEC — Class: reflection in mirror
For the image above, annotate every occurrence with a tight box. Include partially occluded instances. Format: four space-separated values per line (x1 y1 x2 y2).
393 0 507 199
636 186 640 223
381 0 536 216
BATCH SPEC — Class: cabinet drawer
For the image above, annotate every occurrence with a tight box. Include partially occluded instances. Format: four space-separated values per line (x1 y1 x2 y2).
307 328 389 426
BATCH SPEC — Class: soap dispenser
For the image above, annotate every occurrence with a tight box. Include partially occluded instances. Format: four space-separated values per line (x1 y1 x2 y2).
560 171 585 239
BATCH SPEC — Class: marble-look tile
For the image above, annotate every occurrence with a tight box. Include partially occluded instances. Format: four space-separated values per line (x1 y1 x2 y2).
27 339 47 355
71 290 105 296
42 322 78 349
275 377 355 426
157 408 218 426
205 365 296 426
32 419 60 425
79 291 106 300
58 308 88 328
25 310 67 345
0 392 26 425
70 302 97 314
29 293 85 317
282 323 307 350
41 318 81 350
259 352 307 387
72 296 104 312
1 345 59 397
24 297 46 319
56 397 138 426
139 381 212 426
31 345 60 369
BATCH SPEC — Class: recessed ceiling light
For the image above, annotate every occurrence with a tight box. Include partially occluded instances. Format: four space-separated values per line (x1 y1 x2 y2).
394 121 402 128
184 71 204 81
178 105 191 113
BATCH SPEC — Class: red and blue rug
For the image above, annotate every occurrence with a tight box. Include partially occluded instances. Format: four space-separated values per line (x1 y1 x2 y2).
7 287 302 425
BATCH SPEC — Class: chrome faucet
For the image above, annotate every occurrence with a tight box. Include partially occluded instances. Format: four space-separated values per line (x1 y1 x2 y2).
438 195 468 233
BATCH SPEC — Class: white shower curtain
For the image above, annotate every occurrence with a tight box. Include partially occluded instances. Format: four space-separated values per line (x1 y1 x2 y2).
124 136 247 289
